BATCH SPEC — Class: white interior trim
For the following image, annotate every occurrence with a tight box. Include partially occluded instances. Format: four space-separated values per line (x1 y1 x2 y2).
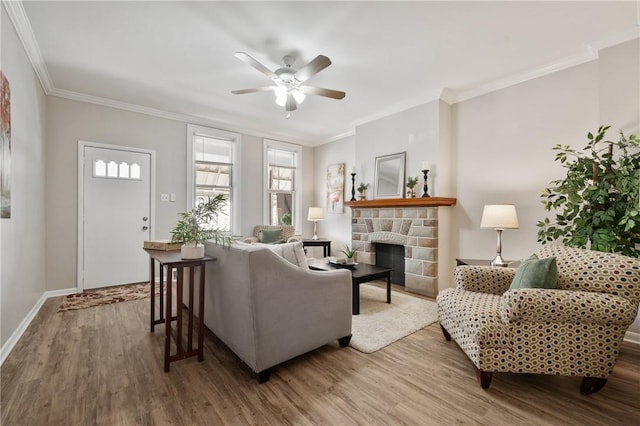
263 139 303 233
186 124 242 235
76 141 156 293
0 287 76 366
3 0 53 92
7 0 638 147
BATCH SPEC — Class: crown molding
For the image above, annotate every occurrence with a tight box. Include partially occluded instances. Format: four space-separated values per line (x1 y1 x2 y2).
451 32 640 104
48 88 317 146
7 0 639 146
452 47 599 104
3 0 53 93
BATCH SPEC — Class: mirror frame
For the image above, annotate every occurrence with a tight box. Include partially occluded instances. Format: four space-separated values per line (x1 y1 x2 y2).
374 152 406 199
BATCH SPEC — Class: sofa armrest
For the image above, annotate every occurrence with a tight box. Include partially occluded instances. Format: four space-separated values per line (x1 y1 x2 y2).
455 265 516 295
500 289 638 326
287 235 301 243
242 236 258 243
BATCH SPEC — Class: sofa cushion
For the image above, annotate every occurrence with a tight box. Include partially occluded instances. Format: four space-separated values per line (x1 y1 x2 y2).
258 229 284 244
510 254 557 290
267 241 309 269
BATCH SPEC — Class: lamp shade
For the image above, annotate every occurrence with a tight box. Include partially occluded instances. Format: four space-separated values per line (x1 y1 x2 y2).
480 204 519 229
307 207 325 221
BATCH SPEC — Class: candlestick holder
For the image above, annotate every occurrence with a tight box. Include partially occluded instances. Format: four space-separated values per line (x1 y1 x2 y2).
421 169 430 198
350 173 357 201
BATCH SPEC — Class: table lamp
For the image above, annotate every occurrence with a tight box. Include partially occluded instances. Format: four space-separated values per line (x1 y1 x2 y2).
480 204 519 267
307 207 325 240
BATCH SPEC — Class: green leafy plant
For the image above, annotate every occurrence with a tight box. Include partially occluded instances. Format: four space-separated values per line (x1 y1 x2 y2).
280 213 292 225
341 244 358 259
357 183 369 193
406 176 419 189
537 126 640 256
171 194 234 246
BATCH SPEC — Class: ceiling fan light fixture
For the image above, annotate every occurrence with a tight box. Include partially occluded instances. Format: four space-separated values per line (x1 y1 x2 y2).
292 89 306 104
274 85 287 97
275 94 287 107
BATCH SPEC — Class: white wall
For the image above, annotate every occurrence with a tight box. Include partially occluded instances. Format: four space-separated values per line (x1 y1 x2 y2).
452 61 599 264
355 101 439 193
45 97 315 292
312 135 355 257
598 38 640 135
1 8 48 347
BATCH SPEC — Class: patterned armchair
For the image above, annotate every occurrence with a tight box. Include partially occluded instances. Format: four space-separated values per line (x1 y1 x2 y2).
437 245 640 394
241 225 300 244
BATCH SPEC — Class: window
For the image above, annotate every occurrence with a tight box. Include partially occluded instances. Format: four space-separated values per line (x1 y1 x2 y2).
92 159 141 180
187 125 241 233
264 140 302 230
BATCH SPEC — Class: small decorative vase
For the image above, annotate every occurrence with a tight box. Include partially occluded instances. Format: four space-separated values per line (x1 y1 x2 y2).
181 244 205 259
407 188 416 198
359 191 366 200
345 257 355 265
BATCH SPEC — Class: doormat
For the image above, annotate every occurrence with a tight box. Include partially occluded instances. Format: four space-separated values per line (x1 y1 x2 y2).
58 282 155 312
350 284 439 353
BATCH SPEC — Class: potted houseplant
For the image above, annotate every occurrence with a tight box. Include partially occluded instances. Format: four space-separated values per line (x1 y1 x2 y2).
341 244 358 264
537 126 640 257
406 175 419 198
357 183 369 200
171 194 234 259
280 213 292 225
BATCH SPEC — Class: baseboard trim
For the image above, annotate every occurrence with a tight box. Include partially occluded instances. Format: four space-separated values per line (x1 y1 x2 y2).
0 287 76 366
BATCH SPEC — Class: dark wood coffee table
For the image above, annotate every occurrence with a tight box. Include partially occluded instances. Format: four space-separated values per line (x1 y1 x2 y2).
308 258 392 315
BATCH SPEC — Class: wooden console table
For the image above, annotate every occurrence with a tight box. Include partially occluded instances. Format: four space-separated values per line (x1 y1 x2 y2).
144 249 216 372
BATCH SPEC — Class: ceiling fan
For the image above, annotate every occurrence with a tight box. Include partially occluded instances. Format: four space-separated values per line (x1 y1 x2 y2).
231 52 346 113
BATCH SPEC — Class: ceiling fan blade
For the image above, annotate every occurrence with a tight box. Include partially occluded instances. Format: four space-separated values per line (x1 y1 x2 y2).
234 52 277 79
231 86 275 95
300 85 346 100
295 55 331 82
285 94 297 112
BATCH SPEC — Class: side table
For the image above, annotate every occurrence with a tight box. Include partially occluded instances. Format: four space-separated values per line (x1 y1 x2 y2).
144 249 216 372
302 239 332 257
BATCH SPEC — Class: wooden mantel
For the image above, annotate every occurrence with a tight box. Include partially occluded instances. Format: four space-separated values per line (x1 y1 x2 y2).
344 197 456 208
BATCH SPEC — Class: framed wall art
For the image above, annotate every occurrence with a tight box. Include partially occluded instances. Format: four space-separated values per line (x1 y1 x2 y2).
326 163 345 213
1 71 11 219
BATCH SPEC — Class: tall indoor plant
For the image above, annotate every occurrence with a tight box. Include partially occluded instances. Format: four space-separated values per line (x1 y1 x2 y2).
537 126 640 257
171 194 234 259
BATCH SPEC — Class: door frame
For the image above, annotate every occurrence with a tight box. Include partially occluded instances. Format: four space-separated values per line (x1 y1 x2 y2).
77 141 157 293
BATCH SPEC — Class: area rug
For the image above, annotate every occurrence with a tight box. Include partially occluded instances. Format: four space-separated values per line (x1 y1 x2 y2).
350 284 439 353
58 282 154 312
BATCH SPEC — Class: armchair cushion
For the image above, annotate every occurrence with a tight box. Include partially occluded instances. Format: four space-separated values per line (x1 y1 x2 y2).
509 254 558 290
258 229 284 244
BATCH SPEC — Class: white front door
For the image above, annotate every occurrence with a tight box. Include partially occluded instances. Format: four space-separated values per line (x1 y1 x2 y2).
80 143 154 290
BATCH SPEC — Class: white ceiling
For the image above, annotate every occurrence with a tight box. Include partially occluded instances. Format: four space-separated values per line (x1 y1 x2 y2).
13 1 640 145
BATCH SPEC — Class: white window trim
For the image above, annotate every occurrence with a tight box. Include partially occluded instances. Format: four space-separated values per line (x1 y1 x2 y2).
263 139 302 232
187 124 241 235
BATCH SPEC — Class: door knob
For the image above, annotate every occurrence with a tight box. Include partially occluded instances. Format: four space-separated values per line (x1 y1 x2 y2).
142 217 148 221
142 225 149 231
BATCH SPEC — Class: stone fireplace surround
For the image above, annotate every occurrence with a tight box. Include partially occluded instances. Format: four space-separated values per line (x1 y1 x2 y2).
346 198 456 297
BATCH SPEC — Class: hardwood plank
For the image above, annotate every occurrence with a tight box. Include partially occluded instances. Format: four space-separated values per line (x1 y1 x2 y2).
1 291 639 425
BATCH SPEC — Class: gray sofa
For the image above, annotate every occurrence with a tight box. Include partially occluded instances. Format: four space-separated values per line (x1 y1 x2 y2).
202 241 353 382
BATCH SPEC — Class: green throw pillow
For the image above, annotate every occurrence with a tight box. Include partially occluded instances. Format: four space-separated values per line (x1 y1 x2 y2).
510 254 558 290
258 229 284 244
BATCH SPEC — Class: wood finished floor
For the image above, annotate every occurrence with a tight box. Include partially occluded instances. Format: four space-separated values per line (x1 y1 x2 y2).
1 286 639 426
